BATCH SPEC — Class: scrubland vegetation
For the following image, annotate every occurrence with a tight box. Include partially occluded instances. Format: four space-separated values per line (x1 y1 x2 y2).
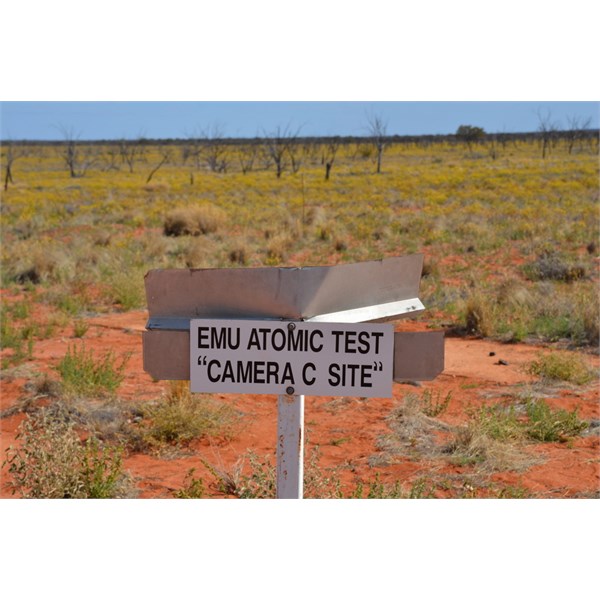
2 134 598 343
1 131 598 498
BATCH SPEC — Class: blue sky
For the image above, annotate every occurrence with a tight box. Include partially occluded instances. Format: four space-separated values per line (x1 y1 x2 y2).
1 101 598 141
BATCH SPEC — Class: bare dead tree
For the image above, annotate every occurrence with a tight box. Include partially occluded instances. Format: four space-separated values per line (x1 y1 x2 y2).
61 127 79 177
237 143 258 174
565 115 592 154
119 138 144 173
366 113 388 174
181 129 201 185
146 149 171 184
181 139 200 169
323 139 340 180
498 126 509 151
287 140 303 174
488 134 498 161
200 124 228 173
262 125 301 178
535 108 559 159
3 142 28 191
303 140 320 166
57 126 97 177
102 144 121 171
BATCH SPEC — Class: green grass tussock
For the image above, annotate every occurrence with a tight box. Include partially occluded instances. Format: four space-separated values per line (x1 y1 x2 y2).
57 344 129 397
142 381 240 447
527 351 595 385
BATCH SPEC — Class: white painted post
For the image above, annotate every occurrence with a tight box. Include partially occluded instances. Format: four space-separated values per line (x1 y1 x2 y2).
276 394 304 499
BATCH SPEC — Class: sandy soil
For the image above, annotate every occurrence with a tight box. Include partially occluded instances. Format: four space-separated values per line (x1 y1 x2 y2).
1 308 598 499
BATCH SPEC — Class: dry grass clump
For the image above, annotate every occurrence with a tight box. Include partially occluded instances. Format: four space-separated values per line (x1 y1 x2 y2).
378 391 587 475
445 404 532 472
7 242 74 285
446 423 532 472
527 351 595 385
524 251 587 283
93 230 112 247
183 237 212 268
5 377 148 452
264 208 303 243
446 399 588 470
421 258 439 279
576 287 600 345
142 381 241 447
495 277 534 309
467 278 600 346
581 303 600 346
333 239 348 252
228 246 248 266
265 232 294 264
316 222 336 241
139 232 169 260
463 293 494 337
163 204 226 237
143 182 170 193
78 399 145 449
376 393 452 461
198 447 355 499
303 206 327 227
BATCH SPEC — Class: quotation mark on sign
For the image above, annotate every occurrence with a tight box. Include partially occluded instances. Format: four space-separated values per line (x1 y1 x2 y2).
373 361 383 371
197 356 207 366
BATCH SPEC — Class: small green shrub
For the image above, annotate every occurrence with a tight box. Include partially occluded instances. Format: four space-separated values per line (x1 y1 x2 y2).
527 351 594 385
7 300 32 320
105 271 146 310
73 319 89 338
469 404 524 442
57 344 129 396
0 311 35 367
495 485 530 499
2 409 129 498
350 473 404 498
174 468 205 498
80 437 127 498
525 400 588 442
420 389 452 417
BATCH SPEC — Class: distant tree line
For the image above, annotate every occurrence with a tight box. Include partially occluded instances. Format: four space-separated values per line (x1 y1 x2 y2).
2 114 598 187
5 128 597 152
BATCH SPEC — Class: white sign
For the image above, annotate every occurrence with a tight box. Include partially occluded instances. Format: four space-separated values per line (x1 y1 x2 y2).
190 319 394 397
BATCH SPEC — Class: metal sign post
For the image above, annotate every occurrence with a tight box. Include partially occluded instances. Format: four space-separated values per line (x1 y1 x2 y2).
142 255 445 499
189 318 394 499
277 393 304 499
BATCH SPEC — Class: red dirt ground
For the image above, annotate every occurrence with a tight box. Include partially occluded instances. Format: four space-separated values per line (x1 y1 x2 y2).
1 307 599 499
